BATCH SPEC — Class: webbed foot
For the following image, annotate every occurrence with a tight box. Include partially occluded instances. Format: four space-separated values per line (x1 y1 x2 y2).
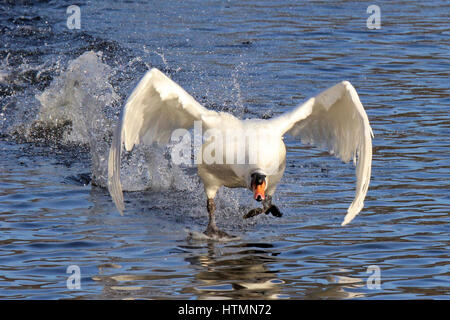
266 204 283 218
243 200 283 219
243 207 264 219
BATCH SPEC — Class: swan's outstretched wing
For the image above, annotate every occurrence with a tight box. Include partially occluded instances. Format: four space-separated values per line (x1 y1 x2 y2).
108 68 218 214
274 81 373 226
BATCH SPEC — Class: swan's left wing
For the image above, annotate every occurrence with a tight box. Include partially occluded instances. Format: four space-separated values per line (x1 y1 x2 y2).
108 68 218 214
273 81 373 226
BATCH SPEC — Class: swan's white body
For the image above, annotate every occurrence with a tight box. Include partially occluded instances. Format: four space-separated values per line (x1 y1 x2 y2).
108 68 373 227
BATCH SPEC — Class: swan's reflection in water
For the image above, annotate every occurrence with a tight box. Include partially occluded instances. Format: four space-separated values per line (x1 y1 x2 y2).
90 238 369 299
183 241 286 300
90 239 286 299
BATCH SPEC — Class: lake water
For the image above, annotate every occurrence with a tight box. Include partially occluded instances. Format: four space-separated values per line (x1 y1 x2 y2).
0 0 449 299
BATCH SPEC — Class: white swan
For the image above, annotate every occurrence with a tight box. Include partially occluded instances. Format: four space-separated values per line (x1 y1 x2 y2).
108 68 373 239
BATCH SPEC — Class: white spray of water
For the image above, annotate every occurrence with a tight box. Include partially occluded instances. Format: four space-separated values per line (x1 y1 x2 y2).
35 51 119 186
36 51 118 145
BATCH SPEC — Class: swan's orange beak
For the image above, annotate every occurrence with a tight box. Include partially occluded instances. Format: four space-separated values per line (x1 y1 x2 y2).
252 181 266 202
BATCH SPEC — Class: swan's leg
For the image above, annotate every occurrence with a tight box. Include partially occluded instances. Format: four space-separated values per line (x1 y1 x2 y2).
204 198 231 239
243 195 283 219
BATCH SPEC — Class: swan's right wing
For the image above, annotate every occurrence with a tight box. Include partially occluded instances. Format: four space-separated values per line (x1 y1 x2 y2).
108 68 218 214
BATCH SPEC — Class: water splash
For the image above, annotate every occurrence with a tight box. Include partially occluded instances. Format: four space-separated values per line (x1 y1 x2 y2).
32 51 118 186
36 51 118 144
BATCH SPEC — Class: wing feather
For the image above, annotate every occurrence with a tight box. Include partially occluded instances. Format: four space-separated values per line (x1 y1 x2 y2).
108 68 217 213
274 81 373 225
